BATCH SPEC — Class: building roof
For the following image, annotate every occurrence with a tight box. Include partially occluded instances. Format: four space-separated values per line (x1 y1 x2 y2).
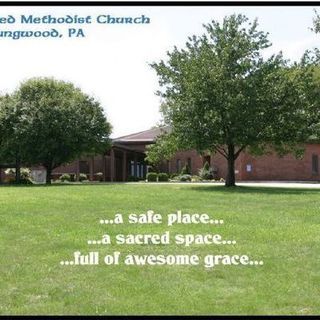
113 126 170 144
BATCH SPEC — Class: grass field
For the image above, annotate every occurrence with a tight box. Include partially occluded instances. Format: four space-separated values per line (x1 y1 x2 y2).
0 183 319 315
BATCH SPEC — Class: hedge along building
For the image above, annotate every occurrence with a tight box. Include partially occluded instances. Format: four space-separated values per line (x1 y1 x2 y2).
47 126 320 182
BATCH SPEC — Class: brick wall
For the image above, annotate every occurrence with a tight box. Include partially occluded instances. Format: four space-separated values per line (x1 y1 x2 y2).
166 144 320 181
168 150 204 175
239 144 320 181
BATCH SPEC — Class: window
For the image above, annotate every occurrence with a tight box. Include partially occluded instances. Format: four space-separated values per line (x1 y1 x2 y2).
312 154 318 174
187 158 192 172
176 159 181 173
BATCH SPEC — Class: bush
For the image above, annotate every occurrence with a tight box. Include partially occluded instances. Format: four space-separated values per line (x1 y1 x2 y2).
158 173 169 182
179 174 192 182
79 173 88 182
4 168 15 175
95 172 103 182
127 175 140 182
20 168 31 180
198 161 214 180
4 167 33 184
191 175 201 182
180 164 191 175
147 172 158 182
19 178 33 185
60 173 71 182
203 161 210 171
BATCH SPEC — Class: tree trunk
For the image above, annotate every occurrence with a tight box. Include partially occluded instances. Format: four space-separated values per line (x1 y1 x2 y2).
15 158 21 184
225 144 236 187
46 165 52 185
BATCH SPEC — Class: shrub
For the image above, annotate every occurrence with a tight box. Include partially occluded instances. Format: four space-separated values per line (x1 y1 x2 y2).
198 161 214 180
147 172 158 182
128 175 140 182
179 174 192 182
19 178 33 185
180 164 191 175
158 173 169 182
79 173 88 182
95 172 103 182
191 175 201 182
60 173 71 182
20 168 31 179
4 167 33 184
4 168 15 175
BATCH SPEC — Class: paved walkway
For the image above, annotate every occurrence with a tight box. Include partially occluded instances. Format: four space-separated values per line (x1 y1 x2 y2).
236 182 320 188
125 181 320 188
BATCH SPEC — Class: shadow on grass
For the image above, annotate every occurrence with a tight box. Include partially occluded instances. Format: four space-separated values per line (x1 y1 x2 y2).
189 185 320 195
0 182 120 188
1 182 320 195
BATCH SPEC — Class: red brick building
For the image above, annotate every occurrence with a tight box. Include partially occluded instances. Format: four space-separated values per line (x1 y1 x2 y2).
1 127 319 182
167 145 320 181
52 127 320 182
51 127 158 182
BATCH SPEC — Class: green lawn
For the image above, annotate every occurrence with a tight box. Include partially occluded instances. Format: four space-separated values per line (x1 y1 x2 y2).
0 183 319 315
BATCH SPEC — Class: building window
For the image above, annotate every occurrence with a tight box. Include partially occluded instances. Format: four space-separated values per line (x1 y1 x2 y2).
187 158 192 173
312 154 318 174
176 159 181 173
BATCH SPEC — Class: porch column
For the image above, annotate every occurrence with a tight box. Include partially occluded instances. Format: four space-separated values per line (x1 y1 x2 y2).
122 151 127 182
89 156 94 181
133 153 137 178
110 149 115 182
76 160 80 181
143 163 147 179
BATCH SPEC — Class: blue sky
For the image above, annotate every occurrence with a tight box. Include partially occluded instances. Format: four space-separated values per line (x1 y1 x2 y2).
0 5 319 137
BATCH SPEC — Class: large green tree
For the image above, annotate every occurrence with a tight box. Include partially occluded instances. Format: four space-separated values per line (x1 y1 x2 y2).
7 77 112 184
0 94 26 183
150 14 320 187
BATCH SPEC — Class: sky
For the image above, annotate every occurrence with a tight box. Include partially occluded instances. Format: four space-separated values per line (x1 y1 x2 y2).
0 5 320 137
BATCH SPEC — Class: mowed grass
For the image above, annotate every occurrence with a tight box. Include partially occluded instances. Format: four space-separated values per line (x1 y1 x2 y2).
0 183 319 315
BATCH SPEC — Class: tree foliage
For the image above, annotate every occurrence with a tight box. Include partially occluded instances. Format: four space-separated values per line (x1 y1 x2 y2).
150 14 320 186
0 77 112 184
145 129 178 166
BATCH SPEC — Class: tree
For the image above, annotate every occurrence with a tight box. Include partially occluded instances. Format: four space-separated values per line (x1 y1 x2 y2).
150 14 320 187
311 9 320 34
0 94 25 183
12 77 112 184
145 129 178 168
